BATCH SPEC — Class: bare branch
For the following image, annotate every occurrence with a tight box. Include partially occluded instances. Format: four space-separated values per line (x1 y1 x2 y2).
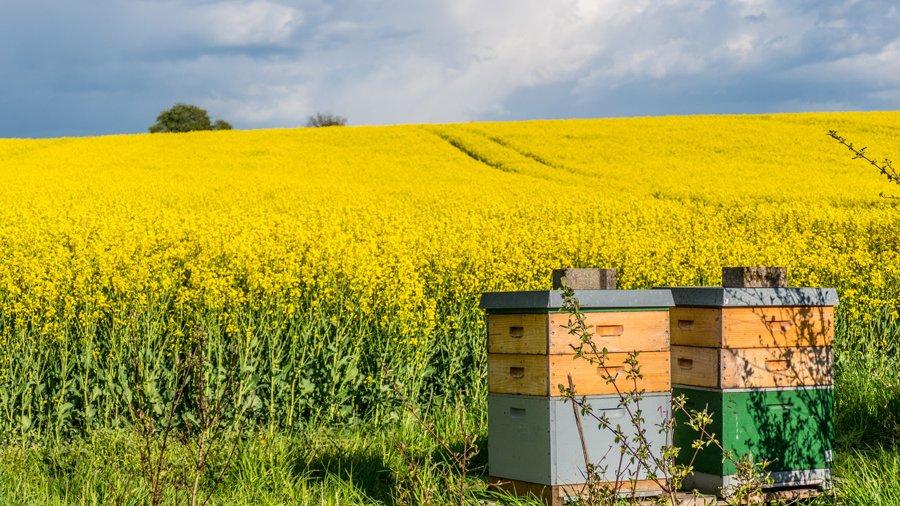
828 130 900 198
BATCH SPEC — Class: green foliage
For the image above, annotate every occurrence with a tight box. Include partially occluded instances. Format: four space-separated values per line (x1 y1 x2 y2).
0 262 896 504
212 119 233 131
149 104 232 133
0 405 502 505
0 284 486 440
834 447 900 505
127 327 254 505
0 333 896 504
305 112 347 128
721 453 772 505
834 317 900 448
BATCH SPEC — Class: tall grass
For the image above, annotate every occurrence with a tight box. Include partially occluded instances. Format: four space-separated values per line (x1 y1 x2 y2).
0 299 897 504
834 447 900 505
0 402 514 505
829 309 900 505
834 311 900 449
0 290 488 441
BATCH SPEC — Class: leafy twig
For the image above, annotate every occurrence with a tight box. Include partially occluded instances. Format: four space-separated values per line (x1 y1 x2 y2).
827 130 900 198
558 280 772 504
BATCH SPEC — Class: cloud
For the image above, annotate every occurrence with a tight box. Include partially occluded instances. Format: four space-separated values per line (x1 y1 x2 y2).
193 1 302 46
821 38 900 84
781 37 900 107
1 0 899 137
312 0 900 124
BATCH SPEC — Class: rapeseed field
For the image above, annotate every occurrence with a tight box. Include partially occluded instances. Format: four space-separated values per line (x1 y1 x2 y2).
0 112 899 437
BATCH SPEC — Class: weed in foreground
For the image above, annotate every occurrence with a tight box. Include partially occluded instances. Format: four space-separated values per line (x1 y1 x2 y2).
557 281 772 505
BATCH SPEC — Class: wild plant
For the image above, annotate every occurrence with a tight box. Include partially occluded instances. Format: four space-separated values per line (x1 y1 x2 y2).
389 380 482 506
557 282 772 505
828 130 900 198
126 319 258 506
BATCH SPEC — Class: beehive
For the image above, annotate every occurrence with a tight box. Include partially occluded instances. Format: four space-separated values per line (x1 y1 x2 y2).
481 278 675 504
665 269 838 495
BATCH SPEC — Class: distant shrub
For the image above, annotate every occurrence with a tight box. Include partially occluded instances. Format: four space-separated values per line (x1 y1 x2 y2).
306 113 347 128
149 103 232 133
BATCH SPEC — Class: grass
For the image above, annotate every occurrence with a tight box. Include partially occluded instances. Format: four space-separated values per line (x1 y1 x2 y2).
0 307 897 505
0 403 517 505
0 346 898 505
833 447 900 506
826 335 900 506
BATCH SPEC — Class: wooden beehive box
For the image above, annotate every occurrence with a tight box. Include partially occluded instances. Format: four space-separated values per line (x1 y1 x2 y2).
663 270 839 495
665 287 838 389
481 289 676 396
481 275 676 503
671 345 833 389
488 351 671 395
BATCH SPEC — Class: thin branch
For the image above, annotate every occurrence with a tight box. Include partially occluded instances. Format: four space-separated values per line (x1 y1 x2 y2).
828 130 900 198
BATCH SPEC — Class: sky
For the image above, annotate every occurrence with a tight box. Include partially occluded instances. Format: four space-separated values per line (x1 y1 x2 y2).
1 0 899 138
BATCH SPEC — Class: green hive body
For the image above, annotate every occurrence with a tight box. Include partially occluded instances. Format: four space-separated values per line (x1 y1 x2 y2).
674 386 833 478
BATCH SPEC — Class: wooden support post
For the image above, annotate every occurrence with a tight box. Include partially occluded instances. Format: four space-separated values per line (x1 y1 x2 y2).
552 268 616 290
722 266 786 288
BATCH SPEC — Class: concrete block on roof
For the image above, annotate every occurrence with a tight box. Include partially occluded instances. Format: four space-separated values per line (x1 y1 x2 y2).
551 268 616 290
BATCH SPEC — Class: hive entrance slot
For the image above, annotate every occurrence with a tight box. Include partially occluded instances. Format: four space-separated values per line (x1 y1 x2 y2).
596 325 625 337
599 407 626 420
598 366 624 378
509 367 525 379
508 326 524 339
677 358 694 370
765 320 794 333
509 407 526 419
765 359 790 371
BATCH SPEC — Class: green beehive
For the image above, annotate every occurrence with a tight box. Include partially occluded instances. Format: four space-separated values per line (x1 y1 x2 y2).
663 267 838 495
674 385 833 491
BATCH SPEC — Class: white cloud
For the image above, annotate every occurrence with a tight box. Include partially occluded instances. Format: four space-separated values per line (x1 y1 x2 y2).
321 0 613 124
138 0 900 128
3 0 900 136
197 1 302 45
785 38 900 87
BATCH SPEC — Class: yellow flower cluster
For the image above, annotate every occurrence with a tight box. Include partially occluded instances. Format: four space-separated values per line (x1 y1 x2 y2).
0 112 898 355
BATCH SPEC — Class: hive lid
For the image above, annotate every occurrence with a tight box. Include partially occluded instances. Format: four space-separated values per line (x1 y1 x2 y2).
479 289 675 311
657 287 839 307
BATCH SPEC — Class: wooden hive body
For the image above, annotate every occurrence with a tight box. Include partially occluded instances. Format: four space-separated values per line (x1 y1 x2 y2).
665 287 838 391
489 310 670 355
483 290 675 397
670 305 834 348
488 350 670 395
488 393 671 486
671 345 832 389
